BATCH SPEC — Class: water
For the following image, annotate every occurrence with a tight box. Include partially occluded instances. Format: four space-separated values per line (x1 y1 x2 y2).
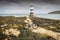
0 14 28 17
35 14 60 20
0 14 60 20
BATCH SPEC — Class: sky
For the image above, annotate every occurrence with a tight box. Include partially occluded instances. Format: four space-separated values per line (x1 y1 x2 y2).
0 0 60 14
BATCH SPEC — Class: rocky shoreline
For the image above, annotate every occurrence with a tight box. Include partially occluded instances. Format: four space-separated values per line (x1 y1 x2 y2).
0 16 60 40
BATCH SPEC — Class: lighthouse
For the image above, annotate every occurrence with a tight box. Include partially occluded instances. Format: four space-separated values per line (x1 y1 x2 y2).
30 5 34 16
30 5 34 13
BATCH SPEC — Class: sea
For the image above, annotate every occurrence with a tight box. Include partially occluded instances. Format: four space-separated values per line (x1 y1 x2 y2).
0 14 60 20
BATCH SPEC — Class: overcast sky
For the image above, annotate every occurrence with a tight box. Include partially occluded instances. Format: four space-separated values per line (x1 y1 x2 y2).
0 0 60 14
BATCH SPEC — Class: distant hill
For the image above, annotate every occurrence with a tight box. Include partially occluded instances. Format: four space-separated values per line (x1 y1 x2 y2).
48 11 60 14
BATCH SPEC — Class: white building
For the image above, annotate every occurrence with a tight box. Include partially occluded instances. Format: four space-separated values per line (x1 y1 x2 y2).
30 5 34 16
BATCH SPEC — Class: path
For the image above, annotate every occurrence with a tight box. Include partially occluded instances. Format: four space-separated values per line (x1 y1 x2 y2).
31 27 60 40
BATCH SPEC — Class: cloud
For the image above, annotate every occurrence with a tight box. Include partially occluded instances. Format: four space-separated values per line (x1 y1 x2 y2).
0 1 60 14
0 0 60 4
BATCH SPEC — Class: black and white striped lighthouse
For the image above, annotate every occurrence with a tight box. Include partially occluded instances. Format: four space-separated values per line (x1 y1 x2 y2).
30 5 34 15
30 5 34 12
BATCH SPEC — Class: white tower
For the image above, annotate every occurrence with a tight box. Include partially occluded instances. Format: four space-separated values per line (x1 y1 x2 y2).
30 5 34 15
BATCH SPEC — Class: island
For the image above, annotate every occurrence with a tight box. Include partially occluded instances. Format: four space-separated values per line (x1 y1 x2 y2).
48 11 60 14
